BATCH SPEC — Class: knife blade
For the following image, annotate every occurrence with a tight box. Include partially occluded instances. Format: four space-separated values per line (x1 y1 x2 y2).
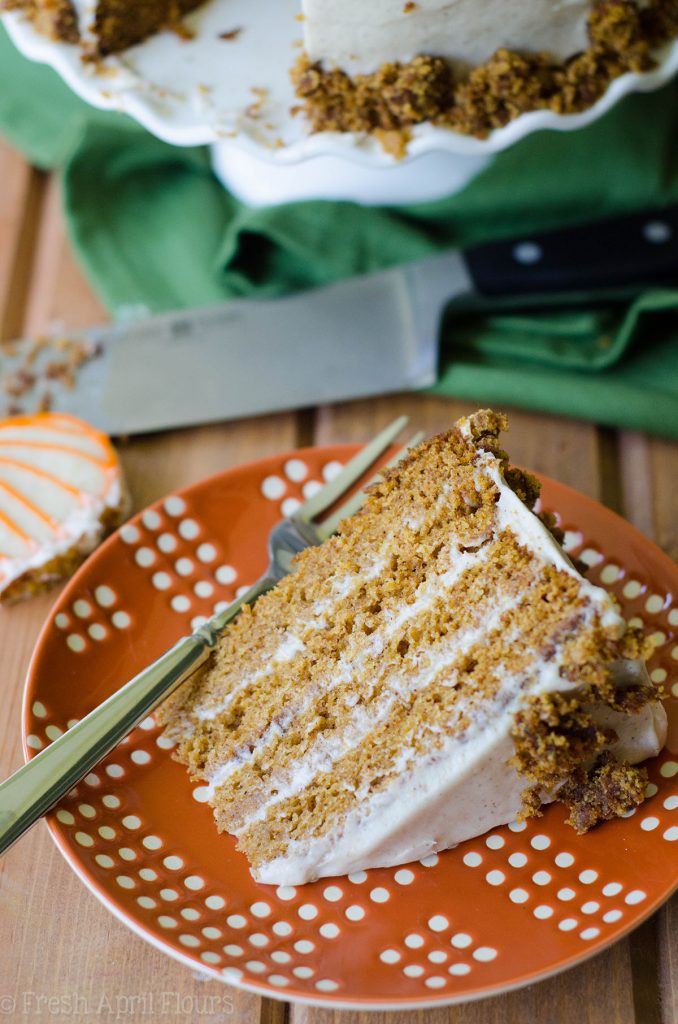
2 205 677 435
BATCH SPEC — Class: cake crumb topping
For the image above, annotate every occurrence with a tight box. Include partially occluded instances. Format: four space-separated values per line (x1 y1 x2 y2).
292 0 678 144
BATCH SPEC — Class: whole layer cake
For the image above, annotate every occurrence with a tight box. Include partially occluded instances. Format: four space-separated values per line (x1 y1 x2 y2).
158 411 666 885
5 0 678 137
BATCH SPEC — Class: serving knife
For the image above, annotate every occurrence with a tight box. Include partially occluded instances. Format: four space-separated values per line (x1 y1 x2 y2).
2 206 678 434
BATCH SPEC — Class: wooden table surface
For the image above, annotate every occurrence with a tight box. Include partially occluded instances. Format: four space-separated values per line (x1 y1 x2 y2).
0 136 676 1024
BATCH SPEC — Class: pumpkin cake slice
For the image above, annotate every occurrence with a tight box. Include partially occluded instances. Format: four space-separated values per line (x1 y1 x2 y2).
158 410 666 885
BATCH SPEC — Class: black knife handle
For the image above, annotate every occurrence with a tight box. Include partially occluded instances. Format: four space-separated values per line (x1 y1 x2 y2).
464 207 678 297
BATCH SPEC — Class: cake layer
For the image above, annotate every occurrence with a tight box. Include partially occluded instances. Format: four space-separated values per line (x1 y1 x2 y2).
159 411 666 884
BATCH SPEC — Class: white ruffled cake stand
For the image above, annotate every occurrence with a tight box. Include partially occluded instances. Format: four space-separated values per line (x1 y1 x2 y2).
3 0 678 205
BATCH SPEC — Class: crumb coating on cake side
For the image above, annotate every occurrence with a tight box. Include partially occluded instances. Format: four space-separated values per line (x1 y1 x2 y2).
292 0 678 145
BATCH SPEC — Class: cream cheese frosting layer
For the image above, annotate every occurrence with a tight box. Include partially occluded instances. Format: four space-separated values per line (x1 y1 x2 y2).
301 0 590 74
0 413 127 595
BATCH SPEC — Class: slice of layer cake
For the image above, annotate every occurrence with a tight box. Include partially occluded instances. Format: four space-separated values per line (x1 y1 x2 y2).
0 412 128 602
158 411 666 885
2 0 207 55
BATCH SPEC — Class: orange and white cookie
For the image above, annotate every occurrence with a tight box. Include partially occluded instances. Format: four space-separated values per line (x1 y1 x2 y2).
0 413 129 603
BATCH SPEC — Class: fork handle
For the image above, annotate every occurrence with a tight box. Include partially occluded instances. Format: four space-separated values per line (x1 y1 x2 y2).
0 575 274 857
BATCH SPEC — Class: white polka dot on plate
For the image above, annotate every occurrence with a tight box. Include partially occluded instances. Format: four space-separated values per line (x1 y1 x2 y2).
581 902 599 915
394 869 414 885
403 965 424 978
298 903 318 921
196 543 217 563
276 886 296 901
463 852 482 868
319 923 339 939
473 947 497 962
215 565 237 585
602 882 623 897
284 459 308 482
420 854 439 867
294 940 314 954
405 933 424 949
205 895 225 910
580 927 600 941
157 533 177 553
164 496 186 517
250 901 271 918
558 888 576 901
95 586 116 608
142 509 161 530
534 905 553 920
315 980 338 993
322 461 343 482
485 834 505 850
73 599 92 619
345 905 365 922
323 886 342 902
449 963 471 976
660 761 678 778
510 889 529 904
171 595 191 613
509 853 528 868
664 826 678 841
508 820 527 832
559 918 578 932
532 871 551 886
625 890 646 905
428 915 449 932
134 544 153 569
485 870 505 886
112 611 131 629
451 933 472 949
370 888 389 904
262 476 286 500
380 949 401 964
623 579 642 599
281 498 301 517
179 519 199 540
531 835 551 851
348 871 367 883
67 635 85 653
120 524 140 544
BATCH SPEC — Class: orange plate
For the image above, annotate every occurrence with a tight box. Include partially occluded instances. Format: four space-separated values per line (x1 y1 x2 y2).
21 446 678 1010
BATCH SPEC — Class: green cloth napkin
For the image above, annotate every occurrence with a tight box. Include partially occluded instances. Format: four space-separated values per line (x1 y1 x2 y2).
2 22 678 437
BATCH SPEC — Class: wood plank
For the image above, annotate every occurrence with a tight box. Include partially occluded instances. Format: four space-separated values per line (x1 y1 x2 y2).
0 138 45 343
